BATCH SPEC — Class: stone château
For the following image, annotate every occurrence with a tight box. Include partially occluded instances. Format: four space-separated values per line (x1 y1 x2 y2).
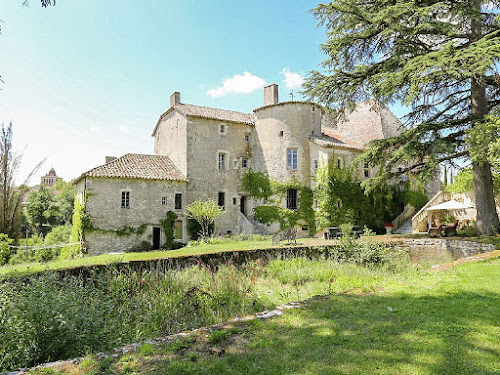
75 84 410 254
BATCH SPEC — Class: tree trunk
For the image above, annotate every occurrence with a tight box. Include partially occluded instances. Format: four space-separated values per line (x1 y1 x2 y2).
473 161 499 235
469 0 499 235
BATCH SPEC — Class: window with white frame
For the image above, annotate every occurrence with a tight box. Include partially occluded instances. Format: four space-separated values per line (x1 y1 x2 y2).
121 191 130 209
242 158 248 168
161 196 167 206
218 152 226 170
244 133 250 142
287 148 298 170
313 159 318 172
219 124 226 134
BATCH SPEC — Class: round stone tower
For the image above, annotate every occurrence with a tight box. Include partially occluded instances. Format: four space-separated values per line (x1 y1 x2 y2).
253 84 322 185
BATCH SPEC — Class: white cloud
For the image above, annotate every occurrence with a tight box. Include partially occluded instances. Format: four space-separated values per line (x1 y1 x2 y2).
89 126 101 134
119 126 132 134
281 67 304 89
207 72 266 98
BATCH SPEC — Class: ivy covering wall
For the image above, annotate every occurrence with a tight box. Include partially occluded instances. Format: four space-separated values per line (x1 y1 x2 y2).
67 194 90 258
241 170 315 234
242 161 429 234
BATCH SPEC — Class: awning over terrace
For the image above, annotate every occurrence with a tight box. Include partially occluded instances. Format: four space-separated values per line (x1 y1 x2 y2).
425 200 475 211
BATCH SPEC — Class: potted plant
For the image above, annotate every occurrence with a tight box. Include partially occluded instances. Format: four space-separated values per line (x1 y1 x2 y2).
383 222 395 234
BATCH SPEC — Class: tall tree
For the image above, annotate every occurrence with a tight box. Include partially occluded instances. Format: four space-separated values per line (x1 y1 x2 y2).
25 185 58 235
0 123 42 239
304 0 500 235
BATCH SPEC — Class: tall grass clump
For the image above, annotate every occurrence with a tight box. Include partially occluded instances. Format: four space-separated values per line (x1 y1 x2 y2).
0 241 411 372
0 263 262 372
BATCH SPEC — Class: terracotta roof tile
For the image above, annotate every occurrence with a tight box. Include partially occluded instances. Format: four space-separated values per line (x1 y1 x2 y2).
177 103 254 124
311 134 364 151
77 154 186 182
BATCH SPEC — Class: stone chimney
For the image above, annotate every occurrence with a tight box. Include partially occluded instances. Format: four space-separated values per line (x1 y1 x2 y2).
264 84 279 106
170 92 181 107
105 156 117 164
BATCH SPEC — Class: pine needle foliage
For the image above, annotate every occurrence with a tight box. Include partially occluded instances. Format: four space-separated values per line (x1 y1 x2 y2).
304 0 500 235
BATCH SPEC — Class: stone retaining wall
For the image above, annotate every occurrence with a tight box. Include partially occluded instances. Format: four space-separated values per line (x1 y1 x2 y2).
404 239 494 262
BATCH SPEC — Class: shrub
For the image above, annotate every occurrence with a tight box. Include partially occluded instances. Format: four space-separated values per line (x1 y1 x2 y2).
128 241 153 253
187 218 214 241
0 234 13 265
160 211 177 249
44 224 72 246
161 241 184 250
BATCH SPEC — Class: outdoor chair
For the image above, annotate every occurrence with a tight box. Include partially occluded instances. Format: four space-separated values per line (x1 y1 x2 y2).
428 224 444 238
443 220 459 237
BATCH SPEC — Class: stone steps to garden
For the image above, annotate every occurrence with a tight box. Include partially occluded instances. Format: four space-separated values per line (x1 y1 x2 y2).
393 219 413 234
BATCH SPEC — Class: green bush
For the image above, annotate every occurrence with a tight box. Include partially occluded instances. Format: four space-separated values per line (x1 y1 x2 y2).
127 240 153 253
0 234 13 265
187 218 214 241
404 191 429 211
160 211 177 249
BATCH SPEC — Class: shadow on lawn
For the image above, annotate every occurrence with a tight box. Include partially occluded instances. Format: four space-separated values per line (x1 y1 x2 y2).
162 291 500 375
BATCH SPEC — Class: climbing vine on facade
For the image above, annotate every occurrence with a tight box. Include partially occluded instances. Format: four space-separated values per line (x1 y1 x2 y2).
241 170 315 234
68 194 90 258
160 210 177 249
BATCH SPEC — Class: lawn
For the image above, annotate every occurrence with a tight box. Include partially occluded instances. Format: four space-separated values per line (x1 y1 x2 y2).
0 237 327 278
26 258 500 375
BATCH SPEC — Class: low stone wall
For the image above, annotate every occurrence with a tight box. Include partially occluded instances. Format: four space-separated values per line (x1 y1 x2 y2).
58 245 331 280
404 239 494 262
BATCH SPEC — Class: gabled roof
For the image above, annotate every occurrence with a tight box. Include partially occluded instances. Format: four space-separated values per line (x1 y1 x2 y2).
74 154 186 184
321 100 405 146
177 103 254 124
310 134 364 151
152 103 254 136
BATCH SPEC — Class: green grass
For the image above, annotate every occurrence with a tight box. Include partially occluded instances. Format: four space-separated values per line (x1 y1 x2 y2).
0 238 325 278
34 258 500 375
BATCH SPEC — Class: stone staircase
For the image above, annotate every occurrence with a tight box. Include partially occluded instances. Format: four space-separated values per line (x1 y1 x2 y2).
412 190 450 233
393 218 413 234
238 212 269 235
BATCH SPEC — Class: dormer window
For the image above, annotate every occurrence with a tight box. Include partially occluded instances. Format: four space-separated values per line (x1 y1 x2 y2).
219 124 227 134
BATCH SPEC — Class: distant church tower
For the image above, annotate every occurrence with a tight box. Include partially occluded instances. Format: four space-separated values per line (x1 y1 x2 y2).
41 168 61 187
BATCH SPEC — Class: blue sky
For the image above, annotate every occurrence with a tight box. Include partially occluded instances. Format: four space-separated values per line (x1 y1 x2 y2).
0 0 402 183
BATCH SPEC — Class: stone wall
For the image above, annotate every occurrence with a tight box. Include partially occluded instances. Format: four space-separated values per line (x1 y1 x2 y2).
253 102 322 185
79 177 187 254
154 110 188 176
184 117 253 235
404 239 494 262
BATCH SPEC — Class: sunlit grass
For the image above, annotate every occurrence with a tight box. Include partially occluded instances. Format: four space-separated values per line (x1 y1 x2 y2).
0 237 327 278
30 258 499 375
